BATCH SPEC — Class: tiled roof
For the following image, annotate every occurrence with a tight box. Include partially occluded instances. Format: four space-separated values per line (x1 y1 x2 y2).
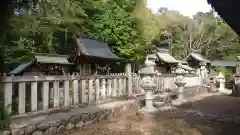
156 52 180 64
190 52 210 63
76 37 122 60
9 53 73 74
35 53 72 65
9 60 35 74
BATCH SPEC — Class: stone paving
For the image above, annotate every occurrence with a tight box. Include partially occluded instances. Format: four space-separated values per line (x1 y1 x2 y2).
62 95 240 135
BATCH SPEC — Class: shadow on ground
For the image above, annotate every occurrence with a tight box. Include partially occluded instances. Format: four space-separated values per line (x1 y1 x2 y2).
62 95 240 135
152 95 240 135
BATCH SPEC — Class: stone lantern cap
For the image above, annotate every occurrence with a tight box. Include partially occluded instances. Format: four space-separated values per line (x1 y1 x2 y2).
217 72 225 79
175 62 186 75
139 54 157 76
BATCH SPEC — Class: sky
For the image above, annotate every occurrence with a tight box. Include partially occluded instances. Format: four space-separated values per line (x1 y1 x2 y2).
147 0 212 17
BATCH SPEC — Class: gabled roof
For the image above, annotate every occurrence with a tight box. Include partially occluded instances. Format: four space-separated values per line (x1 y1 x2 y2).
75 37 122 60
9 53 73 74
9 60 35 74
187 52 210 63
35 53 73 65
156 49 180 64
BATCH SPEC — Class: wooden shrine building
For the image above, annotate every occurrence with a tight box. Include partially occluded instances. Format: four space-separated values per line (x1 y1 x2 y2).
9 35 123 76
146 43 181 73
69 35 123 75
9 53 74 76
185 51 210 70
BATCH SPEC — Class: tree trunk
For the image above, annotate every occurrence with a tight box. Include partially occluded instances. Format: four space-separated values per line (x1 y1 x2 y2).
0 1 14 101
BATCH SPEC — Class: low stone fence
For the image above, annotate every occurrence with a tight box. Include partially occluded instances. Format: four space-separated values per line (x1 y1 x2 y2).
2 74 130 117
1 73 202 116
132 73 202 94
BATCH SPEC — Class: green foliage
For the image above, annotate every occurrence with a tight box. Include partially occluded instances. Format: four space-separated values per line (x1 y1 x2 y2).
0 101 11 131
1 0 240 69
154 9 240 60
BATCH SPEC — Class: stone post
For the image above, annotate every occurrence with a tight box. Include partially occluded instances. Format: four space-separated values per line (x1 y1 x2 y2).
173 63 186 105
199 62 208 85
100 79 106 99
138 55 157 112
125 63 133 96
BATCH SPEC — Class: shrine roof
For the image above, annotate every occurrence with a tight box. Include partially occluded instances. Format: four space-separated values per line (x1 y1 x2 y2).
156 50 181 64
34 53 73 65
9 61 35 74
9 53 73 74
188 52 210 63
75 37 122 60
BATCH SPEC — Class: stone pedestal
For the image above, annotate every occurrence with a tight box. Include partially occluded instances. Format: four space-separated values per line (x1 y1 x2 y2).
173 79 187 105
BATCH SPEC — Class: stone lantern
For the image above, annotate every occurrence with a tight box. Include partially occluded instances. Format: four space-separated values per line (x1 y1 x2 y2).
216 72 226 93
138 55 157 112
173 62 187 105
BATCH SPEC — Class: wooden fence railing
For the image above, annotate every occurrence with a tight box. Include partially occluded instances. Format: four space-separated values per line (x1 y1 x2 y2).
1 73 202 117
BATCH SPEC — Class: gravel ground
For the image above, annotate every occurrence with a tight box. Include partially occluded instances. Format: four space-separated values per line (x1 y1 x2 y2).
61 95 240 135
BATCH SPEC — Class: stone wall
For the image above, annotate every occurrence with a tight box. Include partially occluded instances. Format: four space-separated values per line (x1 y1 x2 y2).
1 100 136 135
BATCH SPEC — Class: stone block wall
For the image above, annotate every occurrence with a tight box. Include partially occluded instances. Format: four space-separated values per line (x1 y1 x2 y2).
1 101 136 135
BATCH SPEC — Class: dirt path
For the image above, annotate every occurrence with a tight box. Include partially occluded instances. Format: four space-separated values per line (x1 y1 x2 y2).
62 95 240 135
